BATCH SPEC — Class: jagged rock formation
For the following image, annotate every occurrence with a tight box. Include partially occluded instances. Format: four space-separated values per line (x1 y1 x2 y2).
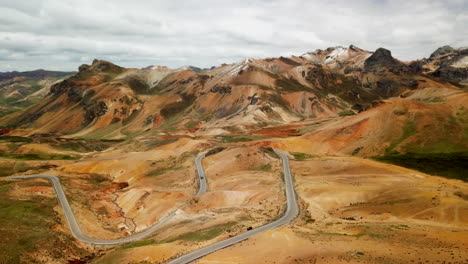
363 48 409 74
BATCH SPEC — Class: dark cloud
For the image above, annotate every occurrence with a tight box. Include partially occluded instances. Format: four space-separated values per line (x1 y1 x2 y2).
0 0 466 71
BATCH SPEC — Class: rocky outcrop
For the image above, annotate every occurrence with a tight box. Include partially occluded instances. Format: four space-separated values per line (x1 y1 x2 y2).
427 46 468 84
210 86 232 94
126 76 150 94
364 48 409 74
90 59 124 74
408 60 426 74
429 45 456 60
49 79 80 97
144 115 154 126
78 64 90 72
83 101 108 126
305 64 334 89
431 66 468 83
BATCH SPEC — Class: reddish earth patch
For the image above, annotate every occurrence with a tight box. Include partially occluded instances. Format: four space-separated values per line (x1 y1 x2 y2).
186 127 199 133
152 115 162 128
0 128 13 135
253 125 303 137
112 182 129 190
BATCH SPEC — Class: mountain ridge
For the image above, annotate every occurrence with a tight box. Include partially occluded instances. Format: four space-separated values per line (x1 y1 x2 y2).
1 45 466 157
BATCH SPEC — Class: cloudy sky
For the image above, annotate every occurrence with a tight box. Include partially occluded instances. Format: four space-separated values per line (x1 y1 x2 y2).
0 0 467 71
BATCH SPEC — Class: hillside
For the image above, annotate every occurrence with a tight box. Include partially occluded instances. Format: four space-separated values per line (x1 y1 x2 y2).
0 45 467 264
0 70 74 118
0 46 466 156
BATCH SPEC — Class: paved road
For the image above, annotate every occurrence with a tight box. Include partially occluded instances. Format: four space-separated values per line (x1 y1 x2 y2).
195 151 208 195
5 151 209 246
167 149 299 264
6 148 299 262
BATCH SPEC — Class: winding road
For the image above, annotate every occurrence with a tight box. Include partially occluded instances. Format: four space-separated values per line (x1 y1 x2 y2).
5 151 209 246
6 148 298 263
168 149 298 264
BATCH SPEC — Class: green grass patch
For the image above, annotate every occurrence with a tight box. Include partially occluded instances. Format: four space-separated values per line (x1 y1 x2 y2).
291 152 314 161
0 152 79 161
216 135 254 143
0 136 33 143
257 164 272 171
0 162 54 177
120 239 157 249
142 138 179 149
90 174 108 184
385 119 417 154
58 140 111 152
146 159 182 177
0 166 14 176
0 107 23 118
275 77 310 92
160 94 196 119
372 152 468 181
163 222 237 243
338 109 355 116
0 164 53 177
215 135 269 143
0 182 59 263
184 120 199 129
78 123 124 140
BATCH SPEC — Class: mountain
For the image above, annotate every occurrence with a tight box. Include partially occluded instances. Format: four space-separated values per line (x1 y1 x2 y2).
0 69 74 118
0 46 467 264
0 46 466 156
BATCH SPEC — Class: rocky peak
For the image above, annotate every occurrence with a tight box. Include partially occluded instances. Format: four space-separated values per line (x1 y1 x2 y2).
364 48 407 74
349 44 363 52
89 59 124 74
429 45 455 59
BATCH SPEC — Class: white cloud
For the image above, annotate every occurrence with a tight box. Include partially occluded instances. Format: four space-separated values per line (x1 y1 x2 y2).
0 0 466 71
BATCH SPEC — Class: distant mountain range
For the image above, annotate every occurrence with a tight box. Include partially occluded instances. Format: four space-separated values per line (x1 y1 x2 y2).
1 45 467 156
0 69 74 118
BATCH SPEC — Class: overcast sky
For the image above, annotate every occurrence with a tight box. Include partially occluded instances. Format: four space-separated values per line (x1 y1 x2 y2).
0 0 467 71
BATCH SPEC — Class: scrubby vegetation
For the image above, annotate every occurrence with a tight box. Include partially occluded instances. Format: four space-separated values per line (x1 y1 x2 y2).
275 77 310 92
216 135 268 143
0 181 87 263
385 119 417 154
163 222 237 243
0 136 33 143
120 239 156 249
257 164 272 171
0 152 79 161
160 94 196 119
338 109 355 116
291 152 314 161
0 163 54 177
372 152 468 181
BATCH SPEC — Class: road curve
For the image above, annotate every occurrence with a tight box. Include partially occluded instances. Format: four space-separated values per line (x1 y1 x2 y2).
5 151 209 246
167 148 299 264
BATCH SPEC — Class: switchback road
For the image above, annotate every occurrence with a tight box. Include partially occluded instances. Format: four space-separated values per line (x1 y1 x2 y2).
6 148 299 263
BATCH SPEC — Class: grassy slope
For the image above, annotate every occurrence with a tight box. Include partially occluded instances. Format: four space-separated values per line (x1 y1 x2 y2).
372 152 468 182
0 181 87 263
